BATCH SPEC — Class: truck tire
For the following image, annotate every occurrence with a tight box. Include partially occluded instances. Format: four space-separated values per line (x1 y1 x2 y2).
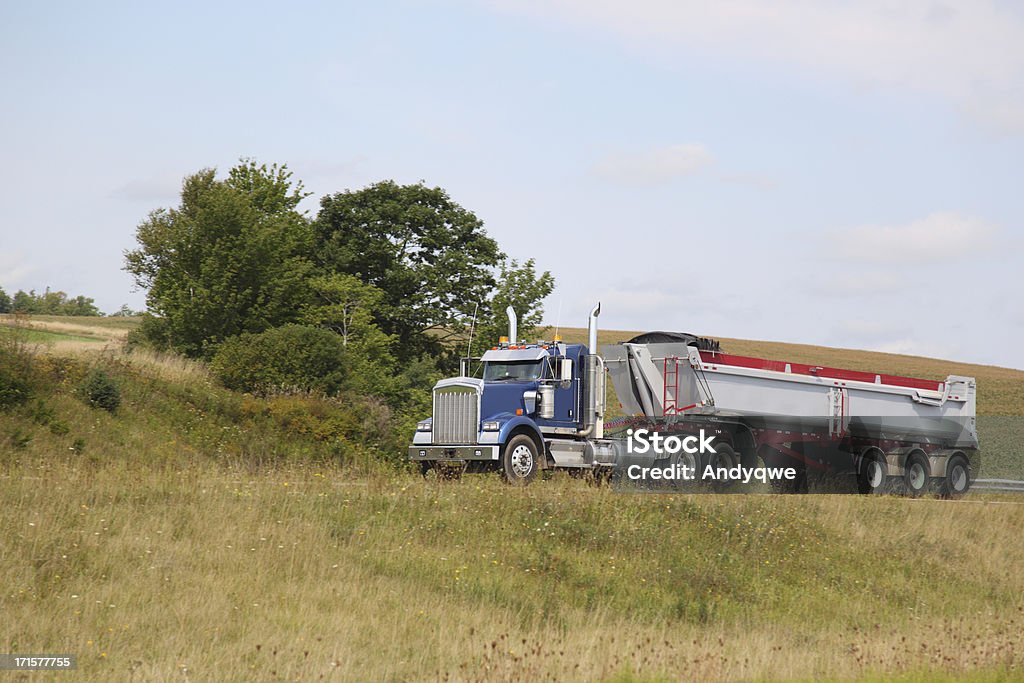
761 446 807 494
857 454 890 495
939 454 970 499
706 442 737 470
705 443 738 491
502 434 539 485
903 452 930 498
668 450 699 491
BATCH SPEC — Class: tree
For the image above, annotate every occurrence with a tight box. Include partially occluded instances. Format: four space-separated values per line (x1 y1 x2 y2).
313 181 501 365
0 287 10 313
124 160 314 357
302 274 398 397
303 274 391 354
110 304 142 317
4 288 100 315
471 258 555 356
12 290 35 313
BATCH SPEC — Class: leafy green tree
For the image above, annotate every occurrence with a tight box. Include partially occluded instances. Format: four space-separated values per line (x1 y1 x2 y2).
313 181 501 365
6 288 99 315
124 160 313 357
0 287 10 313
12 290 36 313
302 274 398 397
471 258 555 355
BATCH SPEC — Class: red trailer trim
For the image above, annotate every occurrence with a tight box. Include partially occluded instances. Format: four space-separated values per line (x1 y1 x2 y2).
696 351 942 392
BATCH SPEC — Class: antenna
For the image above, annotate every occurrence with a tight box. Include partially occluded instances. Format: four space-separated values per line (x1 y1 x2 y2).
553 297 563 340
465 303 479 376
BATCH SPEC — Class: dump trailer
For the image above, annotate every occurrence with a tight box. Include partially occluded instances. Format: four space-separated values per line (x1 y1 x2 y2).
408 304 977 497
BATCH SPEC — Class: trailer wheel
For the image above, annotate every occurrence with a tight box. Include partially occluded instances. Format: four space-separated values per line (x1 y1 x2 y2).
704 443 738 490
903 452 930 498
707 443 738 470
857 454 889 495
761 446 807 494
668 450 699 490
940 454 970 499
502 434 539 485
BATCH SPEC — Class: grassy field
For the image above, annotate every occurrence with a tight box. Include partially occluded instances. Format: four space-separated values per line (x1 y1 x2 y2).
3 459 1024 681
1 316 1023 680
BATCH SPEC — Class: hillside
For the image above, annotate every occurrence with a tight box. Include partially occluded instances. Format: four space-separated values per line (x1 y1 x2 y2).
1 315 1023 680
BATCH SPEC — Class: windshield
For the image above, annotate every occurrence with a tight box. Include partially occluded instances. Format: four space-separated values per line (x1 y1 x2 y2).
483 360 545 382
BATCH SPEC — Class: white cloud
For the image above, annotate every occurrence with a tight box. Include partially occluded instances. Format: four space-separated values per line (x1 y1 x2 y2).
485 0 1024 133
593 143 712 185
828 211 998 264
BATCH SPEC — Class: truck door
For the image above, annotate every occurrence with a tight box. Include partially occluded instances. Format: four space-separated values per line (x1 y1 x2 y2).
551 353 579 425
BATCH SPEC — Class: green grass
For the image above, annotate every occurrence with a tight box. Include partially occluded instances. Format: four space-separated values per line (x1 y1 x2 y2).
16 328 104 344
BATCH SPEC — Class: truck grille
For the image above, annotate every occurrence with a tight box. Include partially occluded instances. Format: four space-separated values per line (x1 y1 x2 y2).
433 386 478 444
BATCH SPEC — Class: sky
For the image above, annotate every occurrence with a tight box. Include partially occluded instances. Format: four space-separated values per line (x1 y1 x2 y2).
1 0 1022 368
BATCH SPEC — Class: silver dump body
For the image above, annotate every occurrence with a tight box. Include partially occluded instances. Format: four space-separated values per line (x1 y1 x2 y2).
602 342 978 449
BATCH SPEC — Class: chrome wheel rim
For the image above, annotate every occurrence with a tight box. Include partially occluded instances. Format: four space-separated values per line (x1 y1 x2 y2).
868 461 884 489
678 452 696 473
908 462 927 490
510 445 534 478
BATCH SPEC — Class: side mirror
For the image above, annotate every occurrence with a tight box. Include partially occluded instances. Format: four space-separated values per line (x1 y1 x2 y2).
560 358 573 383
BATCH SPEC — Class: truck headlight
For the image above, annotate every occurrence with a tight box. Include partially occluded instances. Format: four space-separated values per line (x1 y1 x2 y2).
416 420 432 432
481 421 501 432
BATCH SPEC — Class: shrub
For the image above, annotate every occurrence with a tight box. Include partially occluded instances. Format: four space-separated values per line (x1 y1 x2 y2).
0 322 37 409
0 365 33 409
79 369 121 412
211 325 348 396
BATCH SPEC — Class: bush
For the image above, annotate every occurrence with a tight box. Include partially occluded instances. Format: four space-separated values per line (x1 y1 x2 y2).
0 365 33 409
0 323 37 410
79 369 121 412
211 325 348 396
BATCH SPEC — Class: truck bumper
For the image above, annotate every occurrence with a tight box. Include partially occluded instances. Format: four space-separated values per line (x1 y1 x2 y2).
408 445 500 462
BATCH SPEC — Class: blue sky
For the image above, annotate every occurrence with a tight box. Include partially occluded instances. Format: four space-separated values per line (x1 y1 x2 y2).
1 0 1022 368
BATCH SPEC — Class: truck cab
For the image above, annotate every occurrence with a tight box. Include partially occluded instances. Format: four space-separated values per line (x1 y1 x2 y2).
409 304 616 482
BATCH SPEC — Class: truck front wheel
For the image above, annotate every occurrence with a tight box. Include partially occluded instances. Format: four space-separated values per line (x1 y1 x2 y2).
502 434 540 485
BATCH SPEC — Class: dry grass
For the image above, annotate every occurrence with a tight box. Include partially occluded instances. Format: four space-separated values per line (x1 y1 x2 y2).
0 314 133 341
1 460 1022 681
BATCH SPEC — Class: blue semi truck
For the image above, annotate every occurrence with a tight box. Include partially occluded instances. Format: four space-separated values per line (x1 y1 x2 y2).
408 302 977 496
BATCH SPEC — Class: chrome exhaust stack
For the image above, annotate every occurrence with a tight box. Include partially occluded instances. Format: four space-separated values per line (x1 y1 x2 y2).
506 305 518 344
580 302 605 439
587 302 601 353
